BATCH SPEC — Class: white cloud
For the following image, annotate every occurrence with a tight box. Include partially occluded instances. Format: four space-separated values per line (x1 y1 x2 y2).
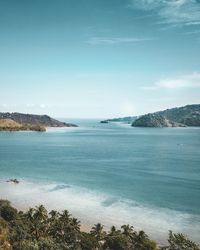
142 72 200 89
130 0 200 27
87 36 153 45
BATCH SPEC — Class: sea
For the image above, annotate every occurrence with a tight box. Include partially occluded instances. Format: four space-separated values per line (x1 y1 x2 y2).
0 119 200 244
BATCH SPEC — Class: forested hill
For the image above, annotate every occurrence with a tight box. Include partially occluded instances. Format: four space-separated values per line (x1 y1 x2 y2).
132 104 200 127
156 104 200 126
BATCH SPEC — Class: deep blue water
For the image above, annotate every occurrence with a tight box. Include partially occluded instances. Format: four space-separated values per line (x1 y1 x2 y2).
0 119 200 242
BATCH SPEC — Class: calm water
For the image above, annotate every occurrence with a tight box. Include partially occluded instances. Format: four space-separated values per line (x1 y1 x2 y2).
0 119 200 243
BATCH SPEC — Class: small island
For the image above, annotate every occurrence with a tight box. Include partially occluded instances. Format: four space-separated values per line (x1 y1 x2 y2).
100 116 138 124
0 112 78 132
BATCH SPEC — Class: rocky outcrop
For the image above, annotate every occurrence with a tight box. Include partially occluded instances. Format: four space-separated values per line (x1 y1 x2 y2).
6 179 20 184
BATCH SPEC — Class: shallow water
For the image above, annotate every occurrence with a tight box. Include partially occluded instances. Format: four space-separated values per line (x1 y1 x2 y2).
0 119 200 243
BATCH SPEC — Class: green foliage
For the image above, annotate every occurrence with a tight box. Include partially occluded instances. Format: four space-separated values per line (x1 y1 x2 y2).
0 200 199 250
165 230 200 250
80 232 98 250
0 218 12 250
0 200 11 208
0 206 18 222
104 233 129 250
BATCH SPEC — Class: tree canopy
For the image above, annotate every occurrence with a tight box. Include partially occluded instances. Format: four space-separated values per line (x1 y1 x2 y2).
0 200 199 250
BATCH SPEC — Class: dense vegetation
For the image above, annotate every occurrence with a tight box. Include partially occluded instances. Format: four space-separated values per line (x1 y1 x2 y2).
156 104 200 126
0 200 199 250
131 114 185 128
132 104 200 127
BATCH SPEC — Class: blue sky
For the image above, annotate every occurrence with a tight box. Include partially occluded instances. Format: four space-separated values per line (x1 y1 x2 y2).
0 0 200 118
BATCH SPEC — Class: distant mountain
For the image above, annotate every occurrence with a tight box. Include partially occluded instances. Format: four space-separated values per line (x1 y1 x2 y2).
100 116 138 124
132 104 200 127
0 112 77 131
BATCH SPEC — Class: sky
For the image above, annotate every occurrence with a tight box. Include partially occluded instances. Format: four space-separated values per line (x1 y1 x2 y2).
0 0 200 118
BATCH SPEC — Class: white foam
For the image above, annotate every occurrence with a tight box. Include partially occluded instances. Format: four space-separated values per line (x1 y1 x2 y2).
46 127 79 133
0 179 199 244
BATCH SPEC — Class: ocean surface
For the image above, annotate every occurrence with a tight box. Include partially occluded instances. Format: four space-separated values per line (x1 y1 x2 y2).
0 119 200 243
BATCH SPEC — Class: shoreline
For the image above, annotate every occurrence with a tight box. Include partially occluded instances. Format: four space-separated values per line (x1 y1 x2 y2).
1 179 200 245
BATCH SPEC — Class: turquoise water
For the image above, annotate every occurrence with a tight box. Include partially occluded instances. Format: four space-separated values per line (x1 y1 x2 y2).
0 120 200 242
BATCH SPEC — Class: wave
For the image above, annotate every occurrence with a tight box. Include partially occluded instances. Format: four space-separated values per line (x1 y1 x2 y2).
48 184 71 191
0 179 199 244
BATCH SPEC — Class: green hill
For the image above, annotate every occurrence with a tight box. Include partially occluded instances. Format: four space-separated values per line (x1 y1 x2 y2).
132 104 200 127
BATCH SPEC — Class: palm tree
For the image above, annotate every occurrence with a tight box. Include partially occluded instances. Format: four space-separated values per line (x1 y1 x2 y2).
109 225 122 235
110 226 117 234
49 210 59 221
121 224 136 243
90 223 106 242
90 223 106 249
49 209 73 246
34 205 48 240
137 230 148 242
70 217 81 232
34 205 48 222
25 208 35 224
25 205 48 241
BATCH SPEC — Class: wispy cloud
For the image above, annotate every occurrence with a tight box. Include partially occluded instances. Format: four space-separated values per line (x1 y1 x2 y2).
142 72 200 90
129 0 200 27
87 36 154 45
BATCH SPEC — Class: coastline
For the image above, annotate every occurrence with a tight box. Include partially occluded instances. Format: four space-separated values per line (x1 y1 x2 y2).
1 179 200 245
0 180 93 233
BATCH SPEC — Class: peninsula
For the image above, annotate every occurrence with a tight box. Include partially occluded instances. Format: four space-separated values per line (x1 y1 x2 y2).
0 112 77 132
